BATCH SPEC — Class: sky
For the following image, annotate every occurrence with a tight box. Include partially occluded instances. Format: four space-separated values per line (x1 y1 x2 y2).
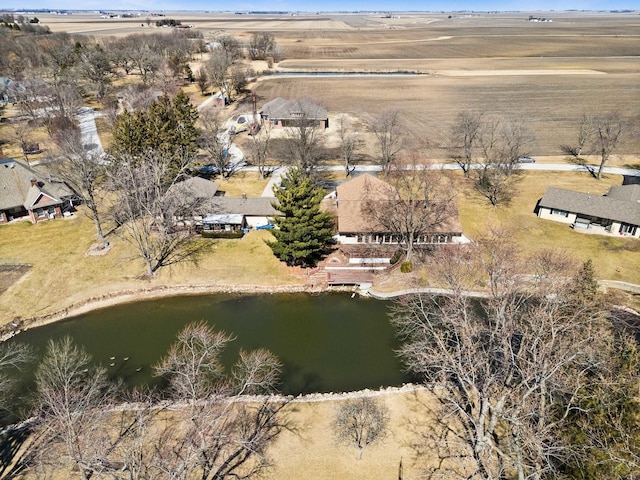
1 0 638 12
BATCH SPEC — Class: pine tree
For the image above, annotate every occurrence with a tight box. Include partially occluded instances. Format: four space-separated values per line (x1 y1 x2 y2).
267 168 335 267
110 91 198 178
569 259 600 306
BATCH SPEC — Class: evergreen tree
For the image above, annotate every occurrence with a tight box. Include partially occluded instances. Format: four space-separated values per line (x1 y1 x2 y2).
110 91 198 178
267 168 335 267
568 258 600 306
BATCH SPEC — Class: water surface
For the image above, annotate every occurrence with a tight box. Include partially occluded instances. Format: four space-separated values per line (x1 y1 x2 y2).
13 293 411 394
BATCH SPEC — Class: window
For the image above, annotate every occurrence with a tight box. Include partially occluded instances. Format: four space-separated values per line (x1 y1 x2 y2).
551 209 569 217
36 208 45 218
620 223 638 235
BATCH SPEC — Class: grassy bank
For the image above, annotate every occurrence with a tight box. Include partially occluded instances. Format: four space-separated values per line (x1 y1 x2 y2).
0 217 304 322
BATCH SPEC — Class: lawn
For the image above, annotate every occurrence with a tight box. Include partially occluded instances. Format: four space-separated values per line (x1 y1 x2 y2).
0 216 303 323
456 170 640 284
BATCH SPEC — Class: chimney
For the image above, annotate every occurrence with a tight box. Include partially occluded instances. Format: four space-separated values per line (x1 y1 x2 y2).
30 178 37 187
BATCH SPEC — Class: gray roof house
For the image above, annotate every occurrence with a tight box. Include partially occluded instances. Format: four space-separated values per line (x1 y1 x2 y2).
210 196 283 229
0 157 74 224
537 185 640 238
260 98 329 128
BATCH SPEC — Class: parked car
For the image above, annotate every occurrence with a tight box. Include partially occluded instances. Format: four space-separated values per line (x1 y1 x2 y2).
196 160 246 177
517 156 536 163
256 223 274 230
196 164 220 175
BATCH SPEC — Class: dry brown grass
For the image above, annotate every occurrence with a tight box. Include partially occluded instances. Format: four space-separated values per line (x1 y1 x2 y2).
13 389 439 480
456 170 640 283
0 217 303 322
266 390 436 480
215 171 270 196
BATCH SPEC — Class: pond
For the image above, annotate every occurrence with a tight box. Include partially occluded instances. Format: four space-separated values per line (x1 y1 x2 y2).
12 293 413 395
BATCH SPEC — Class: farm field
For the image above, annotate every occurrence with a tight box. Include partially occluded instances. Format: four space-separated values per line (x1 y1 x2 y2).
35 11 640 157
1 11 639 480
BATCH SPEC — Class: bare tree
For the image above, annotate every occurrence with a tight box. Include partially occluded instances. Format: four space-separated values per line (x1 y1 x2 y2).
51 130 107 241
152 321 289 480
451 110 482 177
283 100 325 176
197 108 232 178
247 32 277 60
155 321 233 403
0 342 34 418
338 114 358 177
563 112 629 179
206 35 243 102
391 239 617 480
370 109 403 175
333 397 390 459
7 119 35 164
9 77 52 124
196 66 209 95
473 116 534 206
591 113 628 179
561 113 594 160
77 41 116 101
106 151 211 277
32 337 117 480
362 155 459 263
247 121 275 179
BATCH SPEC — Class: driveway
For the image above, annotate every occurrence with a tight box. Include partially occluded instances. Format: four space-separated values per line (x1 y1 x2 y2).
76 107 106 163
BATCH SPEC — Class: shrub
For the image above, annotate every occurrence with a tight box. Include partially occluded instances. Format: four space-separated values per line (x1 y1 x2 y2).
201 231 244 239
389 250 403 265
400 261 413 273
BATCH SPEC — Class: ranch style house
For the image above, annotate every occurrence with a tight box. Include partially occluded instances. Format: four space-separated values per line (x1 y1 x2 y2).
333 173 466 258
260 98 329 129
537 185 640 238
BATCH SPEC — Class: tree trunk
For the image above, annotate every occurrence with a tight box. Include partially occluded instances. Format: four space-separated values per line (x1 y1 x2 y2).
597 153 607 179
93 215 104 242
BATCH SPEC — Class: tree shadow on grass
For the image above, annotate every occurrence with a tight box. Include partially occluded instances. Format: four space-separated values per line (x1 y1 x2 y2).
0 423 33 479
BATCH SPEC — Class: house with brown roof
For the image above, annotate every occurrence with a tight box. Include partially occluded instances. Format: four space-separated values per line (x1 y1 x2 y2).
0 157 74 224
333 173 466 258
537 185 640 238
260 98 329 129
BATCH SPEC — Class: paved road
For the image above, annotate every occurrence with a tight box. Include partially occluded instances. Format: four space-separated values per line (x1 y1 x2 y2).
245 162 640 179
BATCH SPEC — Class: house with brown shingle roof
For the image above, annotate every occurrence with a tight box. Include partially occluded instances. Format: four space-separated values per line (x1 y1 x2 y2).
537 185 640 238
0 157 74 224
260 98 328 129
334 173 466 254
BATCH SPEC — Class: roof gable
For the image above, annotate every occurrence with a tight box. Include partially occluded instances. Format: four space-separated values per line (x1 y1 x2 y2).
25 186 60 209
0 158 72 211
606 184 640 202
